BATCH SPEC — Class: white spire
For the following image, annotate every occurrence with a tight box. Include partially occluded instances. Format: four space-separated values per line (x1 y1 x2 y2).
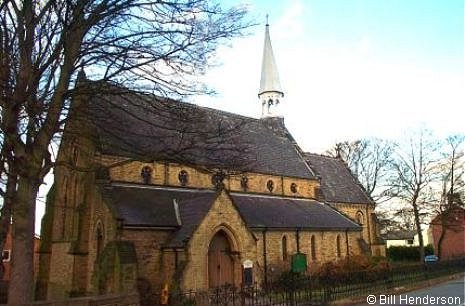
258 19 284 118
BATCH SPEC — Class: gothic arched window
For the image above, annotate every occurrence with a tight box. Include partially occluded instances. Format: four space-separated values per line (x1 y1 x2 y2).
282 236 288 261
311 235 316 261
356 211 364 225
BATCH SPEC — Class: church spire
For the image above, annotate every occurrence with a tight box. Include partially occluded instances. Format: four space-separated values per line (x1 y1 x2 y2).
258 18 284 118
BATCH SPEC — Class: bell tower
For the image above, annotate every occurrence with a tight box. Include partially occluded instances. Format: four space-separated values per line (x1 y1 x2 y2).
258 18 284 118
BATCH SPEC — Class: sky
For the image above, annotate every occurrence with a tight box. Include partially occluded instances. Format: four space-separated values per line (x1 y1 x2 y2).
194 0 465 153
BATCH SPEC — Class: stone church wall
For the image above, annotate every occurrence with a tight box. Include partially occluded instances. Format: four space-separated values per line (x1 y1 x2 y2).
254 229 363 279
47 242 75 299
329 203 376 247
181 191 258 291
120 230 173 292
105 159 319 198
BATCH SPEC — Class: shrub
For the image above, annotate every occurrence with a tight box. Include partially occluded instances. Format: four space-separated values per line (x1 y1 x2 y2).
313 255 390 285
387 245 435 261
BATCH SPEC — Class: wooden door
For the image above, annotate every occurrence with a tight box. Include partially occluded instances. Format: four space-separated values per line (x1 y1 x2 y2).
208 231 234 288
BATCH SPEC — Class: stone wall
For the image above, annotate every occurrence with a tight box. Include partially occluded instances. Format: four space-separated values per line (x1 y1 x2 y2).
46 242 75 299
329 203 376 246
120 230 173 291
181 191 258 291
106 160 319 198
254 229 363 277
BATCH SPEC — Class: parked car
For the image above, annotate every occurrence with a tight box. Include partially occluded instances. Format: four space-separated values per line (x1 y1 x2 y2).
424 255 439 263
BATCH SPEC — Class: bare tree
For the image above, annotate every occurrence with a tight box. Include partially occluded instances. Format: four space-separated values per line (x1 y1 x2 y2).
434 134 464 260
326 138 393 202
0 0 250 303
388 129 441 263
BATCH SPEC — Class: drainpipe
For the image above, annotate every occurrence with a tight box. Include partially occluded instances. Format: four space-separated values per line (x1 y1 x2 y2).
295 228 301 253
262 229 268 285
345 229 350 259
173 248 178 270
366 206 372 253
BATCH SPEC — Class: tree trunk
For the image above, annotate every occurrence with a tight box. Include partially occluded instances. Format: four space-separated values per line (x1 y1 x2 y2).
412 201 425 263
8 176 39 306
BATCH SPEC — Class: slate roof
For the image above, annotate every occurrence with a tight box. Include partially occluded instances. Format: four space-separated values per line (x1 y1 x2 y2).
231 194 361 230
165 193 219 248
101 184 216 228
382 230 417 240
305 153 373 204
100 184 360 248
80 84 314 179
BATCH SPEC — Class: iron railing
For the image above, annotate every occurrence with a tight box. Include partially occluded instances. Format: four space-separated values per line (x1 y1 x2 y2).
146 258 464 306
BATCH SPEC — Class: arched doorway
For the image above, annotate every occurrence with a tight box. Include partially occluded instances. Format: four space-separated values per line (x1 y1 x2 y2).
208 231 234 288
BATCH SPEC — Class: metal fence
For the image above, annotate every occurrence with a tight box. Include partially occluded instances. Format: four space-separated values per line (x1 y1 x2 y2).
148 258 464 306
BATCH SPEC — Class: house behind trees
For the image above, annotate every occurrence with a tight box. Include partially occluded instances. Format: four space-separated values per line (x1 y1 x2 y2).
430 206 465 260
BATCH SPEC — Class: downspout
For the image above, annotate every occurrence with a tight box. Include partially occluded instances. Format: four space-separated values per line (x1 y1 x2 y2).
366 206 372 253
262 229 268 285
296 228 301 253
345 229 350 259
173 248 178 270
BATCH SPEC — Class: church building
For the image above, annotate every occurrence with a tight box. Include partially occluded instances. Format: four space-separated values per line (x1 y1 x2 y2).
37 23 385 300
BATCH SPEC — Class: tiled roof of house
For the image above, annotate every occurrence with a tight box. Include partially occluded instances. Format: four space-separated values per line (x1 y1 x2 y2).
381 230 417 240
101 184 361 248
305 153 373 204
81 85 314 179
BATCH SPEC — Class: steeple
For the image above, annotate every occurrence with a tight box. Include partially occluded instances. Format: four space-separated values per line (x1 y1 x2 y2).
258 18 284 118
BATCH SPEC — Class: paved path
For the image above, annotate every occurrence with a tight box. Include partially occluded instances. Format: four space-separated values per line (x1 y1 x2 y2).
357 276 465 306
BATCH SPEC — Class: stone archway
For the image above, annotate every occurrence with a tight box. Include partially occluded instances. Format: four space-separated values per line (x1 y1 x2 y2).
208 230 235 288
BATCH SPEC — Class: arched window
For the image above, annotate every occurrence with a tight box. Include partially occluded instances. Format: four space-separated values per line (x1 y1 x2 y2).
356 211 364 225
96 223 104 259
336 235 341 258
141 166 153 184
311 235 316 261
178 170 188 186
282 236 288 261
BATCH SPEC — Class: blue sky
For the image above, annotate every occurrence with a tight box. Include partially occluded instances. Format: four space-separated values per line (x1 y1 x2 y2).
197 0 464 152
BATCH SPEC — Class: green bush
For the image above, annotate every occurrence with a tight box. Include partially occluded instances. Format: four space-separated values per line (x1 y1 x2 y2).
387 245 434 261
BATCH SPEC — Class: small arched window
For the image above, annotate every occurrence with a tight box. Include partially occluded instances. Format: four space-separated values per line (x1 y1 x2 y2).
356 211 364 225
178 170 188 186
140 166 153 184
282 236 288 261
240 176 249 191
336 235 342 258
311 235 316 261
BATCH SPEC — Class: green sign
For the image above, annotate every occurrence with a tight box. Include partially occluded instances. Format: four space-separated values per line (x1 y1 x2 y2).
291 253 307 273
